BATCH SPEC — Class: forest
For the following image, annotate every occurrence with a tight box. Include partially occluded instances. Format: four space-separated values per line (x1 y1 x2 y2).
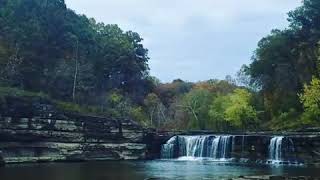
0 0 319 131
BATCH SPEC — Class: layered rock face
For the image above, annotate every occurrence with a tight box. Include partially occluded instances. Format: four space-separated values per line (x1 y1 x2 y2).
0 97 147 163
0 116 146 163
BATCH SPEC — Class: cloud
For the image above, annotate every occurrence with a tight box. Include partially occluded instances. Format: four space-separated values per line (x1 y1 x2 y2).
65 0 302 82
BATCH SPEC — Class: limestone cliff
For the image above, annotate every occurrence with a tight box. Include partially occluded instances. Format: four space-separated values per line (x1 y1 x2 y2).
0 96 148 164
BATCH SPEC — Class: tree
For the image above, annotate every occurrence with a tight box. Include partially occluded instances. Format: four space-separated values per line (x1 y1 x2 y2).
208 89 258 131
144 93 167 127
299 77 320 126
246 30 301 118
0 0 152 108
208 95 230 131
243 0 320 130
224 89 258 130
194 79 237 95
180 89 211 130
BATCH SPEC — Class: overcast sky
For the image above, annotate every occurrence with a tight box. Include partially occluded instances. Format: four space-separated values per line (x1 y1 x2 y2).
65 0 301 83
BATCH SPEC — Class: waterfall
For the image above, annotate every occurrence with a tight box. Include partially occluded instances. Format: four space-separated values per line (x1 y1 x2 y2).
161 135 298 164
161 136 176 159
269 136 284 162
241 136 245 158
161 135 234 160
210 136 221 158
268 136 296 164
212 136 233 159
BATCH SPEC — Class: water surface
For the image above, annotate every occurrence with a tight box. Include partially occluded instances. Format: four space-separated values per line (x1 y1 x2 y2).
0 160 319 180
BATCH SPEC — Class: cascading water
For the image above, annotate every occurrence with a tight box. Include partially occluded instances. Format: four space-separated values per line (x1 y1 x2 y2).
241 136 245 158
268 136 296 164
269 136 284 161
210 136 233 159
161 136 176 159
161 135 234 160
161 135 298 164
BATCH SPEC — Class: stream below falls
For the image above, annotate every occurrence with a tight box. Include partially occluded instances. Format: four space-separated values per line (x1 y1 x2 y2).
0 161 319 180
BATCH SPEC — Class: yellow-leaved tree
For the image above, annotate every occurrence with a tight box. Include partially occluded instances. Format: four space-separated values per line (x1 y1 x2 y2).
299 77 320 126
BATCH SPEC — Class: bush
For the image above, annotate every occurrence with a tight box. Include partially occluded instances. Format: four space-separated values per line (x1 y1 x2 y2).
269 109 302 130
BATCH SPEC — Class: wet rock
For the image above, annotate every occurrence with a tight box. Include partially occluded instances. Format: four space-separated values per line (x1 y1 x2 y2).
0 150 4 166
269 176 286 180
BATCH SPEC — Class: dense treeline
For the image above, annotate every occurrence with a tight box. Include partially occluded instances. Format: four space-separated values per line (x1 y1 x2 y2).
0 0 152 102
0 0 319 131
145 78 260 131
0 0 153 123
242 0 320 130
142 0 320 131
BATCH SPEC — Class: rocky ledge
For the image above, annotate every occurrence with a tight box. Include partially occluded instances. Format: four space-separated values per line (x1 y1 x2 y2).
0 115 148 163
0 96 149 164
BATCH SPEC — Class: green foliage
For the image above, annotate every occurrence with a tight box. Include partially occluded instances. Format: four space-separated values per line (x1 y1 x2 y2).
246 29 302 118
0 0 152 106
155 79 193 107
269 109 301 131
299 77 320 126
129 106 148 126
0 0 153 125
53 101 102 116
2 0 320 132
0 86 102 116
0 86 48 99
149 79 260 131
243 0 320 130
208 95 230 131
143 93 166 127
208 89 258 131
224 89 258 130
181 89 212 130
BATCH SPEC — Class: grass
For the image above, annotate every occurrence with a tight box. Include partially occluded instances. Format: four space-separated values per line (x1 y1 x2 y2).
0 86 49 99
55 101 105 116
0 86 106 116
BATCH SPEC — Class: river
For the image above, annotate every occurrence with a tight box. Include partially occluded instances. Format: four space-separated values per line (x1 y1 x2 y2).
0 160 319 180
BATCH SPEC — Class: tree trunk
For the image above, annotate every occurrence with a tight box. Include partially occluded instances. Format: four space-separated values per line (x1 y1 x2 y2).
150 106 155 127
189 106 199 123
72 39 79 102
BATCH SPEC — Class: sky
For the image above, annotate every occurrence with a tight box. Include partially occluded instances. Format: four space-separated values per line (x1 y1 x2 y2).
65 0 302 83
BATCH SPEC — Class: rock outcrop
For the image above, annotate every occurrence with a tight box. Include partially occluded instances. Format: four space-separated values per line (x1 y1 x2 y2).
0 96 148 163
0 115 147 163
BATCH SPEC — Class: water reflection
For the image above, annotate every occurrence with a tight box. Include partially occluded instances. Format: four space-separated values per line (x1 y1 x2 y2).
0 161 319 180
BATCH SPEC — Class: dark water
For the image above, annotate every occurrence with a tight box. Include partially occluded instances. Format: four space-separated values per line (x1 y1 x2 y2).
0 160 319 180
